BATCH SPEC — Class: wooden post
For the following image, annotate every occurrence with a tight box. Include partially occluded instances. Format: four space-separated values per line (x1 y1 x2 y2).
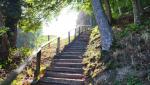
34 50 41 81
68 32 70 44
56 37 60 54
81 26 83 33
82 26 84 33
48 35 50 41
79 27 80 35
48 35 50 47
74 28 76 39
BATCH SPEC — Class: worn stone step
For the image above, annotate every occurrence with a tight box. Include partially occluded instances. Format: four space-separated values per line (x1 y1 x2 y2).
47 67 83 74
53 59 82 63
62 52 83 55
63 51 83 53
63 49 85 53
69 45 86 47
54 55 83 59
38 82 68 85
69 44 87 47
66 48 86 50
60 54 82 57
70 42 87 44
44 71 84 79
53 63 83 68
39 77 84 85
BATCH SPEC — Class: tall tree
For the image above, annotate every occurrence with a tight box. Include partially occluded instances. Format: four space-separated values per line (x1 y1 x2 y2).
0 11 9 61
137 0 143 15
91 0 113 51
103 0 112 24
132 0 141 24
2 0 22 48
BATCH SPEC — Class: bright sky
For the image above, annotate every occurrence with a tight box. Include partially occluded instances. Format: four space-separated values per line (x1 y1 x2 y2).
42 5 79 38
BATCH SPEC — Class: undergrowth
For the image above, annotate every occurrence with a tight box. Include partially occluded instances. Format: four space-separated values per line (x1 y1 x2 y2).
83 19 150 85
83 26 103 84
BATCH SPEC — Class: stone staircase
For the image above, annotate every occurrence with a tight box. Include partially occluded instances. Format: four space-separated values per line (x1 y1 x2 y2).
37 32 89 85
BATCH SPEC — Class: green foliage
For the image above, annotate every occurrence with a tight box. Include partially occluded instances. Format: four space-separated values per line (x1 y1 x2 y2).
0 47 31 69
9 47 31 58
127 75 142 85
0 26 8 37
113 70 143 85
118 24 139 38
83 26 102 80
11 73 26 85
74 0 93 15
114 80 122 85
117 19 150 38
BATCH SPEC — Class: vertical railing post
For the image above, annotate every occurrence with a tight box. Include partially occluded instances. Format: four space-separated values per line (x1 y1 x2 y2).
79 27 80 35
33 50 41 82
74 28 76 39
82 26 84 33
48 35 50 41
56 37 60 54
68 32 70 44
48 35 50 47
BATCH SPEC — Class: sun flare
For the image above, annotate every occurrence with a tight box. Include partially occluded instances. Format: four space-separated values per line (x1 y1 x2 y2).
42 5 79 38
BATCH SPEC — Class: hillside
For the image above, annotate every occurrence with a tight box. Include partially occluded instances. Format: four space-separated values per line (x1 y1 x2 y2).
83 15 150 85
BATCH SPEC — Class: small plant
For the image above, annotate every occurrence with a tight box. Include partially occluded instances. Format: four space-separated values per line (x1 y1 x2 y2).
0 26 8 37
127 75 142 85
0 47 32 69
114 80 122 85
118 23 142 38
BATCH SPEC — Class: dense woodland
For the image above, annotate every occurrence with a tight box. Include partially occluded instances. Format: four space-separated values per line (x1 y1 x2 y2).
0 0 150 85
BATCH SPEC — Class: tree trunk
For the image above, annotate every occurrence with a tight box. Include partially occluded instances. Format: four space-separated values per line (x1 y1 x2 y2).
0 11 9 61
91 0 113 51
103 0 112 24
132 0 141 24
3 0 21 48
5 17 18 48
137 0 143 15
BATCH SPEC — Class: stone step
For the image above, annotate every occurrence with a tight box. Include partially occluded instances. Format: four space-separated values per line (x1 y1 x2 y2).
70 42 87 44
54 55 83 59
59 54 82 57
44 71 84 79
37 33 90 85
47 67 83 74
53 62 83 68
53 59 82 63
69 45 85 48
39 77 84 85
66 48 86 50
62 52 83 55
69 44 87 46
38 82 69 85
63 49 85 53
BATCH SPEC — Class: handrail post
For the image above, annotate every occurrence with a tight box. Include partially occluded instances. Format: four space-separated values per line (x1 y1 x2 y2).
74 28 76 39
68 32 70 44
82 26 84 33
48 35 50 47
79 27 80 35
56 37 60 54
33 50 41 82
48 35 50 41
